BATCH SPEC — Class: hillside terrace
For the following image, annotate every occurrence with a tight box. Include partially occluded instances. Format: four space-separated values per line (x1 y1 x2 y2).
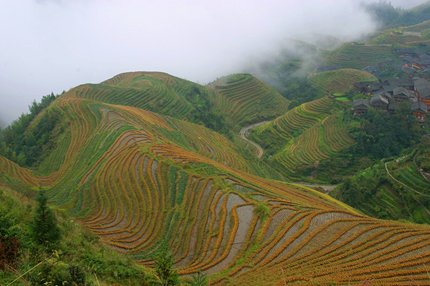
355 49 430 78
353 77 430 121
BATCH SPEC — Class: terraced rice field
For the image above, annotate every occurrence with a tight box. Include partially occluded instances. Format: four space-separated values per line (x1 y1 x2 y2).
207 74 289 128
404 20 430 32
250 96 355 176
324 44 399 69
0 156 40 186
252 96 334 143
369 32 423 45
3 73 430 284
63 72 289 132
390 164 430 194
273 114 355 175
310 68 377 95
64 72 214 121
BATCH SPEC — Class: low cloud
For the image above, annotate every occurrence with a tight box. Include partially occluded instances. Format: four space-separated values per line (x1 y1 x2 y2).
0 0 424 125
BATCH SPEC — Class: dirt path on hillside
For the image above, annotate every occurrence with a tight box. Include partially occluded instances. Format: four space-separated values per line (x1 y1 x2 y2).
384 161 430 216
385 162 430 198
238 121 268 159
292 182 338 192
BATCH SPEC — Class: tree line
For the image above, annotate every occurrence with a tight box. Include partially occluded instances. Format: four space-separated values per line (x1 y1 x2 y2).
0 92 62 167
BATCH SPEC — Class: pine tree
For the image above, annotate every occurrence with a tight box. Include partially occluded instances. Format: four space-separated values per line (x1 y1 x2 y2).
152 246 179 286
30 190 61 250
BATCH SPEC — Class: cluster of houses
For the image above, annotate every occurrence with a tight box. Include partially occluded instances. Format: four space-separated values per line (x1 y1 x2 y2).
360 49 430 78
317 49 430 76
352 77 430 121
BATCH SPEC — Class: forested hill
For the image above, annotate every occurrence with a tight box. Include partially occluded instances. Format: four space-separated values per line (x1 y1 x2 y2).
363 1 430 29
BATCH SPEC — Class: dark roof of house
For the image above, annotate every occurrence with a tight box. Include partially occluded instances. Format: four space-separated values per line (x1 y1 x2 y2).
383 85 398 93
421 54 430 60
362 66 378 73
399 78 414 87
414 78 429 86
374 89 392 99
397 48 414 55
353 98 370 108
387 79 400 86
403 56 413 63
414 49 426 55
403 67 417 76
413 58 430 66
411 101 428 113
415 78 430 98
371 94 389 105
417 86 430 98
393 87 413 98
367 82 383 91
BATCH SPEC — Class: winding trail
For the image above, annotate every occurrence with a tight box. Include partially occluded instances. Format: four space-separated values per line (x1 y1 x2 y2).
384 162 430 198
292 182 337 192
239 121 338 191
238 121 268 159
385 161 430 216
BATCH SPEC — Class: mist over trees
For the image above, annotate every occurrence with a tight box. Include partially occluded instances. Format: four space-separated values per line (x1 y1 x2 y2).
363 1 430 28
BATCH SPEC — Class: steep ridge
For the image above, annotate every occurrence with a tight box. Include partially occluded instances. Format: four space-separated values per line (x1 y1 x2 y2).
207 74 290 129
63 72 211 121
2 74 430 284
62 72 289 132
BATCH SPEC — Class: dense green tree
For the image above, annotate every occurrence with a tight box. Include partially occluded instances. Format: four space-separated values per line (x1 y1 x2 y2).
151 247 179 286
0 212 21 271
30 190 61 250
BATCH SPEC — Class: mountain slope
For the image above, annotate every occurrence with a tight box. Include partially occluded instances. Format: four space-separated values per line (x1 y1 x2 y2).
207 74 290 129
64 72 289 133
2 73 430 284
249 96 355 179
309 68 378 95
64 72 212 121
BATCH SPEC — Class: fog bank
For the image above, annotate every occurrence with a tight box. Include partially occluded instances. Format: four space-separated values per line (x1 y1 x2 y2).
0 0 424 125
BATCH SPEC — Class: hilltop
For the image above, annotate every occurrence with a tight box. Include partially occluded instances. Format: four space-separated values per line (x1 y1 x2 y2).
63 72 289 135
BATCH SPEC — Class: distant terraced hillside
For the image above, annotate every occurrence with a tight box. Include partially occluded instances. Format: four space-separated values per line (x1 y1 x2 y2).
64 72 289 132
250 96 355 178
310 68 377 95
369 20 430 45
207 74 290 129
63 72 214 121
323 43 399 69
4 74 430 284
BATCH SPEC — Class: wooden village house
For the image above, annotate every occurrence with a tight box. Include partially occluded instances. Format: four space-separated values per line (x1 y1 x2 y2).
353 99 370 115
411 101 428 121
370 94 389 110
393 87 415 102
415 78 430 108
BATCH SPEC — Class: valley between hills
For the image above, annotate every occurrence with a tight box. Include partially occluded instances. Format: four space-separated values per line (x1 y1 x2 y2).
3 5 430 286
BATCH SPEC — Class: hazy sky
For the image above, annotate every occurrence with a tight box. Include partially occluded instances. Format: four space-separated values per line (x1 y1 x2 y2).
0 0 427 126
